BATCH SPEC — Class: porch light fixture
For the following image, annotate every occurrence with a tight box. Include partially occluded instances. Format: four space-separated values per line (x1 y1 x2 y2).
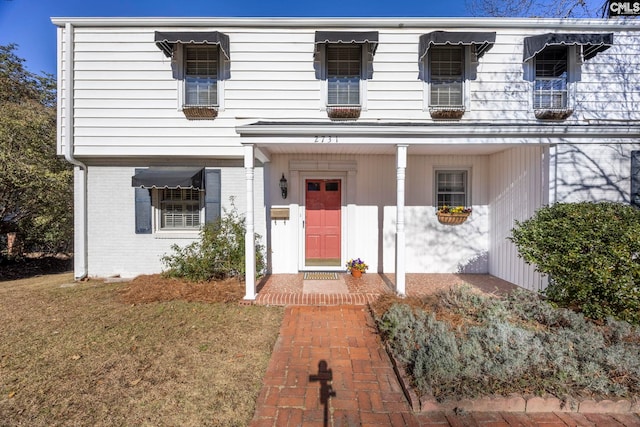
279 174 288 199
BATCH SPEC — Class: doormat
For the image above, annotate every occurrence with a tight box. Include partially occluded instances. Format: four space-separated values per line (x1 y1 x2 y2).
303 272 339 280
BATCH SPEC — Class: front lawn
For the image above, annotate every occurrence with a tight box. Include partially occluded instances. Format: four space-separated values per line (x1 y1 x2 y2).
0 273 283 426
371 285 640 403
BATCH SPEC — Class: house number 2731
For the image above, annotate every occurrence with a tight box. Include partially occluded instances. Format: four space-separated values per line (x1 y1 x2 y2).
314 136 338 143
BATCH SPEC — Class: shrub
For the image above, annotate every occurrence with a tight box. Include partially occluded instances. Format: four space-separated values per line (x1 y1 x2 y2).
161 203 265 282
510 202 640 324
374 286 640 401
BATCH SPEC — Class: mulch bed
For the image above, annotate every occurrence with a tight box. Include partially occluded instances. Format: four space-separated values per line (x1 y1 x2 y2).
118 274 245 304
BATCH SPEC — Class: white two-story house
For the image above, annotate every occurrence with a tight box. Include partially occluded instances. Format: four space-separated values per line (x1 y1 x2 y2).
52 17 640 300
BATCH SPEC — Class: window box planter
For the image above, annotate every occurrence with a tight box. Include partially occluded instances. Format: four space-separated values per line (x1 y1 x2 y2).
534 108 573 120
182 106 218 120
327 106 361 120
429 107 465 120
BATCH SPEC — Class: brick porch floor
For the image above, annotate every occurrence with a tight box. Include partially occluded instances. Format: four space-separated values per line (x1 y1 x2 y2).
254 273 520 306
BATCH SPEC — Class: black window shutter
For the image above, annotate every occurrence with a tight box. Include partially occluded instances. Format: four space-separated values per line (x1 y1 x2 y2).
205 169 221 223
632 151 640 208
134 168 152 234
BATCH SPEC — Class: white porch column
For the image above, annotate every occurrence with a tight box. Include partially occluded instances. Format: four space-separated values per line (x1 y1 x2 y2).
395 145 408 296
244 145 256 300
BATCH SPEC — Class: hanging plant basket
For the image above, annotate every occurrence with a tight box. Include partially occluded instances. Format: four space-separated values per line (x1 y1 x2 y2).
437 212 470 226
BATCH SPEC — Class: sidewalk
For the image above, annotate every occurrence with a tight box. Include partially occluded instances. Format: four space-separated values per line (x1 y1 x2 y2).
250 305 640 427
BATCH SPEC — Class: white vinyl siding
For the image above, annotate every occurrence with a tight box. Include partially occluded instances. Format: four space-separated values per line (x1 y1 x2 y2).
327 45 361 106
489 146 546 291
56 23 640 157
184 45 218 107
430 47 464 108
533 46 568 109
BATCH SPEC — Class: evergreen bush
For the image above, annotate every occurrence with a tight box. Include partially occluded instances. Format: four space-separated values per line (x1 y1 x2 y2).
510 202 640 324
375 285 640 401
161 203 265 282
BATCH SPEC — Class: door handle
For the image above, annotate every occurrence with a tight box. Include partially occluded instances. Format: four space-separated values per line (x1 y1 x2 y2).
303 220 305 228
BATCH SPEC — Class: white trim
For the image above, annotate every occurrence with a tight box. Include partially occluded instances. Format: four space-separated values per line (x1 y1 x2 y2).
63 23 88 281
175 44 184 111
290 160 357 172
360 44 368 111
51 17 640 32
395 145 408 296
464 47 472 111
244 145 256 300
238 123 639 141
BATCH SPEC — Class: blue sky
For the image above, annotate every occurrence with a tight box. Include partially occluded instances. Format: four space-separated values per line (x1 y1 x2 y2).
0 0 472 76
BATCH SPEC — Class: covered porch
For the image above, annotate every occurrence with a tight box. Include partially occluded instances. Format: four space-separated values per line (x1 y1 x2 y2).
237 121 557 301
252 273 519 306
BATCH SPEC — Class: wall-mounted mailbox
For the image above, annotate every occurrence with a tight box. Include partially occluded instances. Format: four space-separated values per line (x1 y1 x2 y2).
271 208 290 220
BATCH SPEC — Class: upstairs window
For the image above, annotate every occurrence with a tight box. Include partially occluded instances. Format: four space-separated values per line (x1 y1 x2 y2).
314 31 378 119
534 46 568 109
523 33 613 119
184 45 219 107
327 45 362 106
430 46 464 108
154 31 230 120
419 31 496 119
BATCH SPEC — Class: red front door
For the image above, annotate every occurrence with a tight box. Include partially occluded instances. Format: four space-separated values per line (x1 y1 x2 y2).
305 179 341 267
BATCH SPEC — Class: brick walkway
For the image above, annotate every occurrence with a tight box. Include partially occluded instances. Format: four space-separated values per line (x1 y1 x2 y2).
250 304 640 427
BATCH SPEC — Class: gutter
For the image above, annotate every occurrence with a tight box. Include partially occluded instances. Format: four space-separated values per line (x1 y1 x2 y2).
236 122 640 140
50 17 640 32
63 22 88 280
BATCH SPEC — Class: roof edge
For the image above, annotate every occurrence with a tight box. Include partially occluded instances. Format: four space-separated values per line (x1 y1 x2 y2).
235 121 640 139
50 17 640 31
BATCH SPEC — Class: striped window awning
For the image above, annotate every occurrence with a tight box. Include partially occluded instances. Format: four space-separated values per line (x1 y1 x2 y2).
523 33 613 62
154 31 230 59
132 167 204 190
314 31 379 56
419 31 496 61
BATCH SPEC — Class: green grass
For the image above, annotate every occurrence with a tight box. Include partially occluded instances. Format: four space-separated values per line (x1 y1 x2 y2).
0 273 284 426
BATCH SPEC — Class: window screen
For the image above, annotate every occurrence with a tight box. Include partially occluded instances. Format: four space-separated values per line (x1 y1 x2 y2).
436 170 468 208
185 45 218 106
534 46 568 109
327 45 361 106
430 47 464 107
160 189 202 229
